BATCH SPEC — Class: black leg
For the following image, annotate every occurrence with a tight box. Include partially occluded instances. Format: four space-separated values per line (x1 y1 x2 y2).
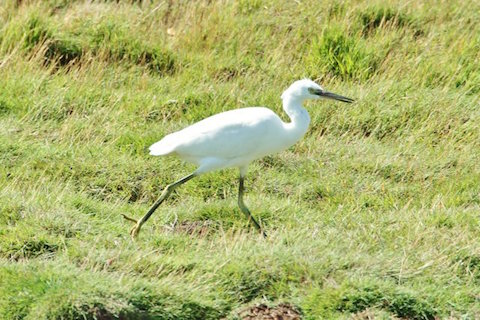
238 175 266 237
124 172 196 238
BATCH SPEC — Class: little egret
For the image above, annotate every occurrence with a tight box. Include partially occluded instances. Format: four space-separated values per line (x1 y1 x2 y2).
123 79 353 238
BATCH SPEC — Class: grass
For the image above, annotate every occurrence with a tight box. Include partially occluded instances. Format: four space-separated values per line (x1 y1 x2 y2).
1 0 480 318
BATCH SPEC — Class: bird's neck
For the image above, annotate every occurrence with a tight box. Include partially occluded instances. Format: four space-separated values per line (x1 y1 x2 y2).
282 96 310 140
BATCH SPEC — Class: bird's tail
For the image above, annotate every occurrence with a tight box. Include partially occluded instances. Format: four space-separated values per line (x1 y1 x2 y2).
149 135 176 156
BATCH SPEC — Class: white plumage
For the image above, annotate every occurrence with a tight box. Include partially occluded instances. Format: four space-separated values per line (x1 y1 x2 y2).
149 107 294 173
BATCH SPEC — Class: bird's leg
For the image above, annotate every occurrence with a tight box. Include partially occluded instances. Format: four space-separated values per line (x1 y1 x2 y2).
124 172 196 238
238 175 266 238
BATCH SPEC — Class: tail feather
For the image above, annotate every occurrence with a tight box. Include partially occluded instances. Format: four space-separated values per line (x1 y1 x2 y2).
149 136 176 156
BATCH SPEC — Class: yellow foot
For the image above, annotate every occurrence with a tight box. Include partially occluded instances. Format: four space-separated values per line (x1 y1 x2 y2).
130 222 142 239
122 214 142 239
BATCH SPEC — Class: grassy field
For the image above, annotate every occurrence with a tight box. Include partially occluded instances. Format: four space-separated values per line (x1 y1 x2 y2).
1 0 480 318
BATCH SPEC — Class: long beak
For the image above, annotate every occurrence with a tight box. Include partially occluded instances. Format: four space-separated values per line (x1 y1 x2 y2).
320 90 354 103
311 88 354 103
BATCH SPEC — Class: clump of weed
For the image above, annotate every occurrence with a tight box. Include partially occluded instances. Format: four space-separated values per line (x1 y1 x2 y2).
0 97 13 115
89 20 176 74
302 184 332 202
0 234 60 261
22 14 52 50
338 285 436 319
105 38 175 74
387 292 436 319
16 13 83 66
0 263 224 319
44 37 83 66
358 6 421 36
218 262 281 303
454 253 480 282
9 13 176 72
303 283 436 319
308 27 380 80
0 202 24 225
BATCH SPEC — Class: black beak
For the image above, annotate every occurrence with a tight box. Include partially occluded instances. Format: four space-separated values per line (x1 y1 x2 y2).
313 89 354 103
320 90 354 103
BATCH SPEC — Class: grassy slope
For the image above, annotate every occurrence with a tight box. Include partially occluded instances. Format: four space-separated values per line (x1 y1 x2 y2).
1 0 480 318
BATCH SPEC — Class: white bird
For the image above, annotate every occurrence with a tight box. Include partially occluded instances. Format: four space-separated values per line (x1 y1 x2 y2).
123 79 353 238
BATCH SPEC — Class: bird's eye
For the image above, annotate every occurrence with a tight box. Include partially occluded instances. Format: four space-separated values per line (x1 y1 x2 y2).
308 87 322 96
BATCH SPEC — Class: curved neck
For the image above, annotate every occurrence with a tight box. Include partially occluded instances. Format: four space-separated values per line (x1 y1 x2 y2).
282 96 310 140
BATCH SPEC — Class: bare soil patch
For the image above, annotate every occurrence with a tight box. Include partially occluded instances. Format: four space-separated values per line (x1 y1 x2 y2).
238 303 302 320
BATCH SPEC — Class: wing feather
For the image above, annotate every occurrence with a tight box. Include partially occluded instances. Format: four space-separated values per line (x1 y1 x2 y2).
150 107 284 161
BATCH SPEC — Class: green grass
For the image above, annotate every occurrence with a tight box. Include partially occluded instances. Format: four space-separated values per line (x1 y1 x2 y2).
1 0 480 319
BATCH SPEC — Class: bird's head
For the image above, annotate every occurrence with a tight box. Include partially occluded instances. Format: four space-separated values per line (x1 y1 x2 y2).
281 79 354 103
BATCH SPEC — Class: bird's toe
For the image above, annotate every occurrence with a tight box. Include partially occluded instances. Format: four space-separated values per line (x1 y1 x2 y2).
122 213 138 224
130 223 142 239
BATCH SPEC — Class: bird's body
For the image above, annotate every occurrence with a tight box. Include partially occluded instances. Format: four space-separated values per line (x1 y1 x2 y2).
149 106 309 174
124 79 353 238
